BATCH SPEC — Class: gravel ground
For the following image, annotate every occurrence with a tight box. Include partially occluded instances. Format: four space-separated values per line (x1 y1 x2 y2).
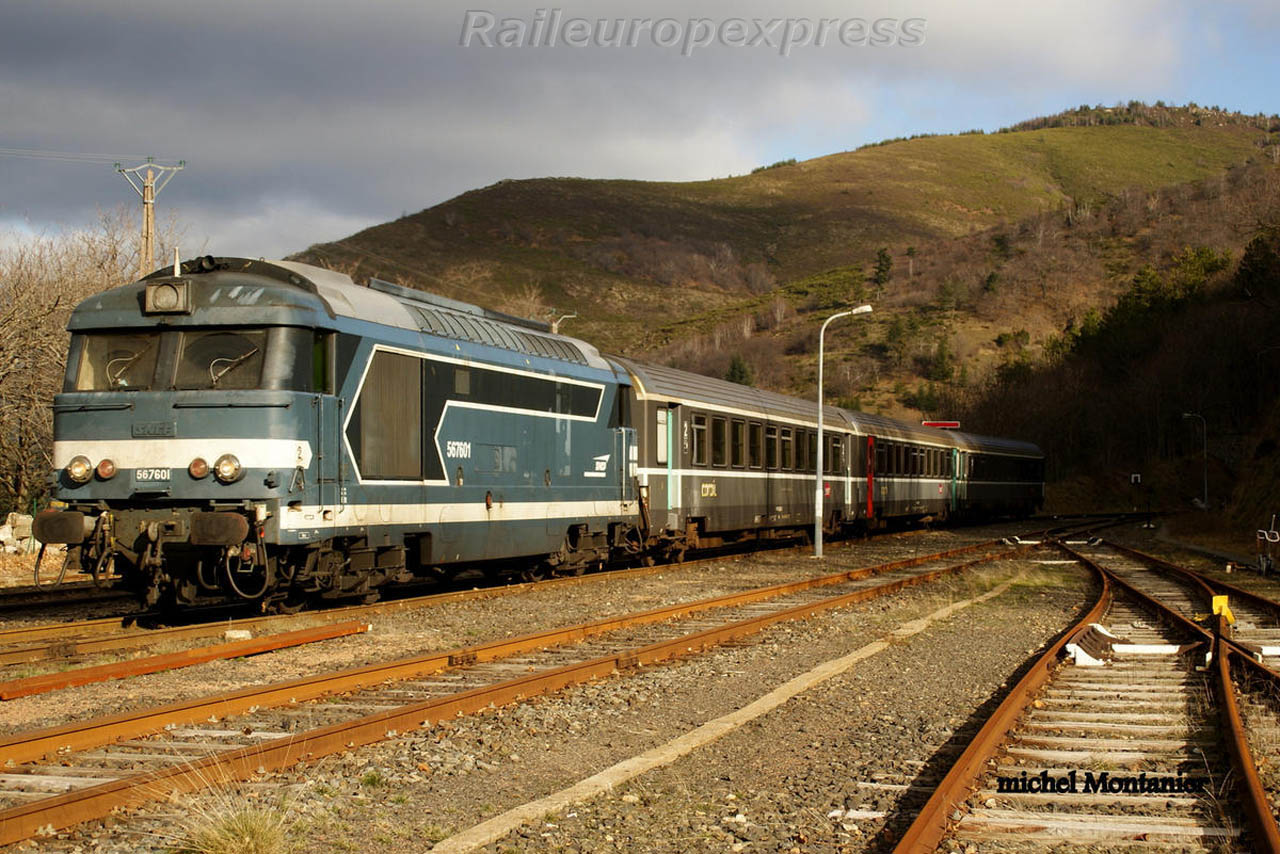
0 525 1024 736
15 553 1093 854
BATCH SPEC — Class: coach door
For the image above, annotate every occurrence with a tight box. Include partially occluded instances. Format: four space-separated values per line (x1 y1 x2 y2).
314 393 341 529
865 436 875 520
615 426 636 503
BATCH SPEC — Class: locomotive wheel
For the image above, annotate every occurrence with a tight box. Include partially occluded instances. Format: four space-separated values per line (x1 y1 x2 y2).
269 596 309 615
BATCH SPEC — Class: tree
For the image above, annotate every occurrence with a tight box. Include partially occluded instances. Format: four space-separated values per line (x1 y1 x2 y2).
1236 228 1280 303
0 207 182 512
923 340 956 382
871 247 892 293
725 354 754 386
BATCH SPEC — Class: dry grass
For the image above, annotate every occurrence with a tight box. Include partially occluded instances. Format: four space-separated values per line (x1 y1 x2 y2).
156 786 296 854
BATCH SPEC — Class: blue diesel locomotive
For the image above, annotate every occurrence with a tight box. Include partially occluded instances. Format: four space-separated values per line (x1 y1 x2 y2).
34 257 1043 610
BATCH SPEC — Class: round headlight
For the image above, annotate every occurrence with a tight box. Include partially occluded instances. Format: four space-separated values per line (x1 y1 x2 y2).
151 283 181 310
213 453 243 483
95 459 117 480
188 457 209 479
66 455 93 484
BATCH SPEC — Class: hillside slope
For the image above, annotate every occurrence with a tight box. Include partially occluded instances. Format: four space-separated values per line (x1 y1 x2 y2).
291 104 1278 426
296 106 1270 348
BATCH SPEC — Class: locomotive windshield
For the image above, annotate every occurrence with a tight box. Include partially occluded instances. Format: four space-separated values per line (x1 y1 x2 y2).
74 332 161 390
174 329 266 389
67 327 327 392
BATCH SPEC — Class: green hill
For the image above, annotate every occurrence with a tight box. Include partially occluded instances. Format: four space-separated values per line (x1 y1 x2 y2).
296 104 1272 358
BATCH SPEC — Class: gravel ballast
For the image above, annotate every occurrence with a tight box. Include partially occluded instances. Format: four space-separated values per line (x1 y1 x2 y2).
12 553 1093 854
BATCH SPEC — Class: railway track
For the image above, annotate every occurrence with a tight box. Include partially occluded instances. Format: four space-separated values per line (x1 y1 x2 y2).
0 533 1049 845
0 579 130 615
0 520 1060 673
894 537 1280 853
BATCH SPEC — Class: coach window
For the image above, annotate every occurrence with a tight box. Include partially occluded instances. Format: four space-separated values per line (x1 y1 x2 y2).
796 430 807 472
748 422 763 468
692 414 708 466
712 417 728 467
780 428 794 470
827 435 843 475
731 419 746 468
655 408 669 465
765 426 778 470
807 432 818 473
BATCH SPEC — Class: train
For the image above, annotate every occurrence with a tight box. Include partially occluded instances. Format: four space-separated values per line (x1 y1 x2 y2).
34 257 1044 610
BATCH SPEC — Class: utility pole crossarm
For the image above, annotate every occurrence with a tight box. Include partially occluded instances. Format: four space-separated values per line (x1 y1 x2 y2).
116 158 185 280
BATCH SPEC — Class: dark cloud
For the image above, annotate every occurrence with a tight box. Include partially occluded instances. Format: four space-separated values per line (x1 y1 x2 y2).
0 0 1243 257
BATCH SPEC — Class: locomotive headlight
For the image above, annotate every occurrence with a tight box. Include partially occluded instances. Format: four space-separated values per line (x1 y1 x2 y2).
95 458 117 480
188 457 210 479
213 453 243 483
66 455 93 484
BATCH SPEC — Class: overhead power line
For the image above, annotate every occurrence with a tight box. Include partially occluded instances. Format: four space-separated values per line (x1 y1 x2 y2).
0 147 182 165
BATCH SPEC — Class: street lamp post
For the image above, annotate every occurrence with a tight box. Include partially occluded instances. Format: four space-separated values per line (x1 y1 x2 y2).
1182 412 1208 510
815 304 873 557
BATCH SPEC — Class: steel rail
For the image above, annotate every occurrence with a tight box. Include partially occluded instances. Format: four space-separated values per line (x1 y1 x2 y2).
891 546 1111 853
0 583 130 615
0 621 370 700
0 540 1044 845
0 539 1015 766
897 540 1280 853
1059 542 1280 854
0 516 1105 657
1104 539 1280 623
0 531 1012 665
1213 622 1280 853
0 522 967 652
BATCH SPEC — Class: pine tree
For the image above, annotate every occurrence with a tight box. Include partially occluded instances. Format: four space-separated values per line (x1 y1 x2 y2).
871 247 892 293
725 355 754 386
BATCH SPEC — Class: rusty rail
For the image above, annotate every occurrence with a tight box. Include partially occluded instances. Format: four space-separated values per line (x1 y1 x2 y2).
0 582 129 615
1075 540 1280 854
1213 618 1280 853
0 539 1018 767
0 621 369 700
0 539 1041 845
1104 538 1280 623
891 546 1111 853
0 527 981 658
897 539 1280 854
1060 542 1280 854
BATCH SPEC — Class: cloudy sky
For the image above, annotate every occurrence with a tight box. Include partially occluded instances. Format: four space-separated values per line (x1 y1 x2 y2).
2 1 1277 259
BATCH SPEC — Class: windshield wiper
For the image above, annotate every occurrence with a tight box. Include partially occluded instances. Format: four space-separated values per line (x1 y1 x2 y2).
209 347 260 387
106 341 155 387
